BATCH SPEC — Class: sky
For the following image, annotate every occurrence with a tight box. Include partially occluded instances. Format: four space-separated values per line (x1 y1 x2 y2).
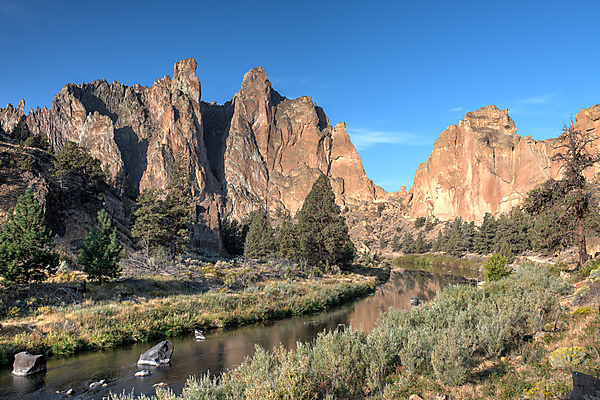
1 0 599 192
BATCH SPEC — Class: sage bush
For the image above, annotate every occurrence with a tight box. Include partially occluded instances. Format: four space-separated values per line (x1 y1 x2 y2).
111 264 571 400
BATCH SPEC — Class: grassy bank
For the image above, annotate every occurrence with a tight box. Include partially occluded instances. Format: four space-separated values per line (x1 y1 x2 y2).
110 263 590 400
393 254 483 276
0 261 385 364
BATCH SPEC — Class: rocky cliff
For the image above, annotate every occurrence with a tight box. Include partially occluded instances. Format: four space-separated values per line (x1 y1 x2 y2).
0 59 384 253
409 104 600 223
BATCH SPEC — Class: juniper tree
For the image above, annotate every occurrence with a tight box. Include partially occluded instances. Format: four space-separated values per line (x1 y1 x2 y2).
222 217 250 256
390 234 402 252
244 208 275 259
131 188 168 257
524 118 600 264
296 174 355 269
550 119 600 264
163 150 194 255
414 231 429 254
53 141 105 202
474 213 497 254
402 232 415 254
0 190 58 283
275 215 297 260
131 151 193 257
78 209 122 283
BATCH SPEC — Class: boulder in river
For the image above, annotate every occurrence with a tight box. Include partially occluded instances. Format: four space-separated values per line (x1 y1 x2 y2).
134 370 152 377
137 340 174 366
12 351 46 376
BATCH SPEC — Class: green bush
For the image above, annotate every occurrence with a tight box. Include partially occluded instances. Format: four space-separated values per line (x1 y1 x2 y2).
483 253 511 282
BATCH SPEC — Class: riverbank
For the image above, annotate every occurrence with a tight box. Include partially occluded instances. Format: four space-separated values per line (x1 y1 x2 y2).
0 259 388 365
110 262 600 400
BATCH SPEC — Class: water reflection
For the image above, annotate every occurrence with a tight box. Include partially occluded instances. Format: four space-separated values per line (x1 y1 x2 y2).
0 268 471 399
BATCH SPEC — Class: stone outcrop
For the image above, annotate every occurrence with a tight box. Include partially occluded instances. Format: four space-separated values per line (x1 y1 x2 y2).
12 351 47 376
409 104 600 223
1 59 382 254
137 340 174 366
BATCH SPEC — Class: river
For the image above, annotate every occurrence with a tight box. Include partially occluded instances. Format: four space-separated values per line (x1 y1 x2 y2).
0 266 473 399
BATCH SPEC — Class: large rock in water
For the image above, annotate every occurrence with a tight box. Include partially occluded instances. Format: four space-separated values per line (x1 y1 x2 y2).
137 340 174 366
409 104 600 222
12 351 47 376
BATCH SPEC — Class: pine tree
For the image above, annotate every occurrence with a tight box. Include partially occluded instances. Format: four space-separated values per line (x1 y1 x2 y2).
163 150 193 255
53 141 105 201
0 190 59 283
296 174 355 269
244 208 275 259
390 234 402 252
414 231 428 254
402 232 415 254
275 215 297 260
462 221 477 253
78 209 122 283
131 151 193 257
432 230 444 252
474 213 497 254
131 188 168 257
222 217 250 256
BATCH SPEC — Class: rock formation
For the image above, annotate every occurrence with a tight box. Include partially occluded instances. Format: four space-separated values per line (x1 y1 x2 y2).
0 59 383 254
409 104 600 223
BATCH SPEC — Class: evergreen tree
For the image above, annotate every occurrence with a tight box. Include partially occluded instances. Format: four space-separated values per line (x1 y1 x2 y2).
414 231 428 254
275 215 297 260
163 150 193 255
10 116 32 145
551 119 600 263
296 174 355 269
244 208 275 259
222 217 250 257
78 209 122 283
131 151 193 257
462 221 477 253
131 188 168 257
390 234 402 252
525 179 572 254
402 232 415 254
53 141 105 202
432 230 444 252
0 190 58 283
444 218 466 256
474 213 497 254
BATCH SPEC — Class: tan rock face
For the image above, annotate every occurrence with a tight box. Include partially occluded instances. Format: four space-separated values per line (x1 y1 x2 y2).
2 59 380 252
409 104 600 223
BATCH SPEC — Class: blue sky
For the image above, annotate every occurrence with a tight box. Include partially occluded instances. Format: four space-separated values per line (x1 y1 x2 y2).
1 0 599 192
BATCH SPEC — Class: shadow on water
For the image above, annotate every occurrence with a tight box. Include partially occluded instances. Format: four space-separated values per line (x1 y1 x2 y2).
0 268 471 399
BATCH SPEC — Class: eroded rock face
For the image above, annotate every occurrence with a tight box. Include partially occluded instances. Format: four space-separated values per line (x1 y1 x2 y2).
3 59 379 246
409 104 600 223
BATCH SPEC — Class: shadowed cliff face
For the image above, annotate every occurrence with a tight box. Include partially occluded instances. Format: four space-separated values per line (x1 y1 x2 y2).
0 59 381 251
409 104 600 223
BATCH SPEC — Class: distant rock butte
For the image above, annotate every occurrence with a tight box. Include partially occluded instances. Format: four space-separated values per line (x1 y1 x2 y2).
0 59 384 253
409 104 600 223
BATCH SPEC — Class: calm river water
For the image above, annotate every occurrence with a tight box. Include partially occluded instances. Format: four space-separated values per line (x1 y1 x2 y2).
0 267 473 399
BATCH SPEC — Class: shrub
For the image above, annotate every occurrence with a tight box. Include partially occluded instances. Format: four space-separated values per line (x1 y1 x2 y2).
483 253 511 282
414 217 426 229
548 346 586 369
